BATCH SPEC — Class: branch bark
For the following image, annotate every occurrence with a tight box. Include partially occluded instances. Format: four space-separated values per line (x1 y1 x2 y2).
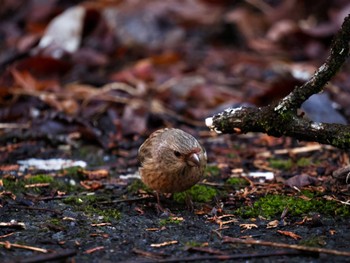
206 14 350 149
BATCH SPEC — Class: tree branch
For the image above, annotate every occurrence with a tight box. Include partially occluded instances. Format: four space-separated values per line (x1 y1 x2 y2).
206 14 350 149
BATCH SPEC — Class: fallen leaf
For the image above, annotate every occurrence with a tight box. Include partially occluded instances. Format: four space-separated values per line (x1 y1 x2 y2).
266 220 279 229
38 6 86 56
240 223 258 230
277 230 302 240
285 174 318 188
81 169 109 180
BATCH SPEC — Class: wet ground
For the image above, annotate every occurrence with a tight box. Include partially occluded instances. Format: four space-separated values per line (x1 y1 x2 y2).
1 139 350 263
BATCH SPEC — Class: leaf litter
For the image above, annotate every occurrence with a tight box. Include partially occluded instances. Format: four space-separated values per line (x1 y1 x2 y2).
0 1 350 262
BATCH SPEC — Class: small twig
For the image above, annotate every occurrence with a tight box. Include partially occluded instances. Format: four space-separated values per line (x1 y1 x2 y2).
33 196 68 201
0 232 15 239
126 250 306 263
222 236 350 257
257 144 324 158
25 183 50 188
211 228 223 239
186 246 227 255
151 240 178 248
10 205 62 215
18 249 76 263
0 123 30 129
0 222 25 229
98 196 152 204
84 246 105 254
0 241 48 253
132 248 169 259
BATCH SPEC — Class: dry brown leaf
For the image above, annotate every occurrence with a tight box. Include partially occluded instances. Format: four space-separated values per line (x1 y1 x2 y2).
285 174 318 188
277 230 302 240
80 180 103 190
266 220 279 229
240 223 258 230
81 169 109 180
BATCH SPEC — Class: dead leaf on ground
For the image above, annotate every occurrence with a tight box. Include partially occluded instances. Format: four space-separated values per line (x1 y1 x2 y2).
277 230 302 240
285 174 318 188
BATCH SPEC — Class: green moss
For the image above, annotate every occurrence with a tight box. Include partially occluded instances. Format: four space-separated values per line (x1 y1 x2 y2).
185 241 203 247
83 205 120 222
269 157 316 171
299 236 326 247
205 165 220 177
127 179 152 194
2 172 84 194
63 194 110 206
48 218 64 227
159 217 182 226
3 174 54 194
300 190 315 198
269 158 293 170
227 153 237 158
61 167 85 180
236 194 350 219
26 174 54 184
49 218 61 225
226 177 249 189
63 196 84 205
2 178 25 192
173 185 217 203
62 194 118 222
296 157 312 167
3 174 54 190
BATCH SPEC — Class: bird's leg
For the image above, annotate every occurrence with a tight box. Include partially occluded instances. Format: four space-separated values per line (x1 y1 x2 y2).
185 192 194 212
154 191 172 217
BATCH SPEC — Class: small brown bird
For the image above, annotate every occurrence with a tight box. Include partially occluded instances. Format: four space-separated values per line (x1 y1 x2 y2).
138 128 207 196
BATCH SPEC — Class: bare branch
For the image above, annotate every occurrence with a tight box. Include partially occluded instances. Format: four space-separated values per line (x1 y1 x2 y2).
206 14 350 149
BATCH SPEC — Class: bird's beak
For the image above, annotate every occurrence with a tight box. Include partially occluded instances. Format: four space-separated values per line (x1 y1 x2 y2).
187 153 201 167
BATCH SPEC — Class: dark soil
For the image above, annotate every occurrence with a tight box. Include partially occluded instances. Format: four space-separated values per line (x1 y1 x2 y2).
1 138 350 263
1 190 350 263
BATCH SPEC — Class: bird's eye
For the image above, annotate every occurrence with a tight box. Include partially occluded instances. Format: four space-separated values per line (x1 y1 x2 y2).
174 151 181 158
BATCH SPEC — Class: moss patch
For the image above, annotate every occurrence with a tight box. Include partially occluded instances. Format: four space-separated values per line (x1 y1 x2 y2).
299 235 326 247
159 217 183 226
63 193 110 205
205 165 220 177
236 194 350 219
63 194 120 222
83 205 120 222
269 157 316 171
226 177 249 189
127 179 152 194
184 241 204 247
296 157 313 167
26 174 55 184
269 158 293 170
173 185 217 203
2 172 84 194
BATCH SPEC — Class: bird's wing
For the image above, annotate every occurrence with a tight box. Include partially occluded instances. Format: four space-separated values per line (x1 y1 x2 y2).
138 128 169 164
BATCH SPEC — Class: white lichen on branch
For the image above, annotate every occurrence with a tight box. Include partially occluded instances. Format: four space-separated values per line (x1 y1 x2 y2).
205 117 222 133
